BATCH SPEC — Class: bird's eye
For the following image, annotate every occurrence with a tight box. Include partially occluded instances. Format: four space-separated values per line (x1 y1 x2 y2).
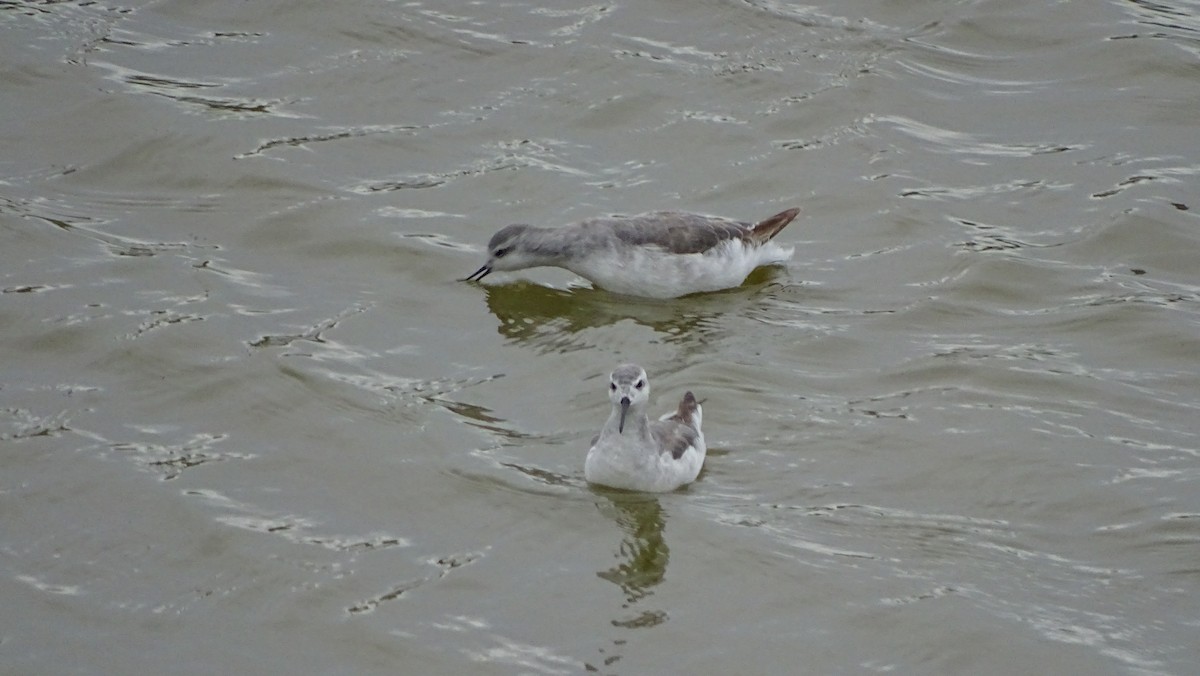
610 382 617 391
495 247 510 258
635 380 645 390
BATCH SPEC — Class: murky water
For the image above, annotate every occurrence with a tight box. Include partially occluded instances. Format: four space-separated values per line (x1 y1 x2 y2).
2 0 1198 673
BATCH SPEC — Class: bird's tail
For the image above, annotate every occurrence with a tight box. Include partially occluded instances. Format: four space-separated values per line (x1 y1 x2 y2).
665 391 703 431
749 207 800 244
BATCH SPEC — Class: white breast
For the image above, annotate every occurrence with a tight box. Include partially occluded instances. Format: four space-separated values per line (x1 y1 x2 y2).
585 440 706 492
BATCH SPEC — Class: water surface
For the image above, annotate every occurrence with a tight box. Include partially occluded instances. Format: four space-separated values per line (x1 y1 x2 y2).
2 0 1198 673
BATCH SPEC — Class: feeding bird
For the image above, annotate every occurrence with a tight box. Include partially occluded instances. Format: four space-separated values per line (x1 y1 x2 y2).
464 208 799 298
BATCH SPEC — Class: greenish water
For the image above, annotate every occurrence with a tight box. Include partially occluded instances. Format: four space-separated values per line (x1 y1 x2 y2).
2 0 1198 674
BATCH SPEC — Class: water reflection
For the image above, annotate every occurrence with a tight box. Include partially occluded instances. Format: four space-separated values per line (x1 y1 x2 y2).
592 490 671 632
480 269 786 350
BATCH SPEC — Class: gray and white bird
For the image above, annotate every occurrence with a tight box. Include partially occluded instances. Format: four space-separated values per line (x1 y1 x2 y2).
585 364 706 492
464 208 799 298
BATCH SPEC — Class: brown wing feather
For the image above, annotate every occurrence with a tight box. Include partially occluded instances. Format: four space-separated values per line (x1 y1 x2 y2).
664 391 700 425
651 420 699 460
748 208 800 245
601 212 748 254
653 391 701 460
573 208 798 255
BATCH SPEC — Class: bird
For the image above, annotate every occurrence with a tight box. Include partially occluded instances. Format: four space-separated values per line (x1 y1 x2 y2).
585 364 706 492
463 207 800 298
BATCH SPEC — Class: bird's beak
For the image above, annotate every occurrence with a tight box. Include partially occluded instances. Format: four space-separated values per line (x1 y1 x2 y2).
462 263 492 282
618 396 630 433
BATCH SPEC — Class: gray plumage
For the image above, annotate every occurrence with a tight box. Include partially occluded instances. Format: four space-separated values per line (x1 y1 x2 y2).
585 363 707 491
465 208 800 298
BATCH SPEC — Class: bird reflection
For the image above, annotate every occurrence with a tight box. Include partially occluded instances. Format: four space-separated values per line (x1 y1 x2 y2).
593 491 669 605
480 272 783 351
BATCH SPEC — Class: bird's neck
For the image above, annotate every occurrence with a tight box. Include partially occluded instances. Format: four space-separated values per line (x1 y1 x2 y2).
607 405 650 438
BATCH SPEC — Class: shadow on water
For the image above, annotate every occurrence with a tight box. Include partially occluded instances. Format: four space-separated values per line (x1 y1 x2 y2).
478 267 789 351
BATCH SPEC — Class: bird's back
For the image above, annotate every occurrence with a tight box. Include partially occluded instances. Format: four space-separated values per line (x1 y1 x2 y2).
581 212 752 255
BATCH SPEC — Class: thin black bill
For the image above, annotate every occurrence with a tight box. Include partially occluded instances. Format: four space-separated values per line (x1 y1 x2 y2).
462 265 492 282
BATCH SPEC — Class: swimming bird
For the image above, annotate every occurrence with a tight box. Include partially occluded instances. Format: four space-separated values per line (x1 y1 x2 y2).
464 207 800 298
585 364 706 492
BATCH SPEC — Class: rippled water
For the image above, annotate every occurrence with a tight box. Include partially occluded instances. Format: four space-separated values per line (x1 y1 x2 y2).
2 0 1198 673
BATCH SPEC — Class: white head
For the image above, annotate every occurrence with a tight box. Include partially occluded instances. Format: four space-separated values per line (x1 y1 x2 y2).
463 224 550 281
608 363 650 433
